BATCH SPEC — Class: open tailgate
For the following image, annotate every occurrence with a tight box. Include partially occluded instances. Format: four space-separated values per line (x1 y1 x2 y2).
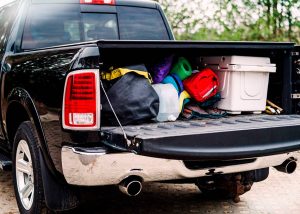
101 115 300 160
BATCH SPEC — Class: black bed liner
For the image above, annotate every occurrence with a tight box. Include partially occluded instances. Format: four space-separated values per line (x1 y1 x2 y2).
101 114 300 160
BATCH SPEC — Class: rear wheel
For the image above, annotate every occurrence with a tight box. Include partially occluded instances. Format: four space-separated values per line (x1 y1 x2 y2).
12 121 46 214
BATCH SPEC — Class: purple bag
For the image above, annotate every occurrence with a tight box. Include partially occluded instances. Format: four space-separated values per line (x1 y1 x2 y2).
150 55 174 84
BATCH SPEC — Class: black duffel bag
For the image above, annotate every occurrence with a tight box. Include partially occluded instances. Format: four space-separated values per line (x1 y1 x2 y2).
101 71 159 126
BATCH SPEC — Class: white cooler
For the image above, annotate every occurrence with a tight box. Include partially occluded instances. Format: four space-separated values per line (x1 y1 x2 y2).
201 56 276 114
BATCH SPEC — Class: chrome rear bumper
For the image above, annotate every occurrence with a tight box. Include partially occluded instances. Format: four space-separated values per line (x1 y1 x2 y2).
61 146 299 186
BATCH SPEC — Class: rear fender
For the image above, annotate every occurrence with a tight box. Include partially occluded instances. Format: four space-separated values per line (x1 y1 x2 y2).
7 88 79 210
6 88 62 178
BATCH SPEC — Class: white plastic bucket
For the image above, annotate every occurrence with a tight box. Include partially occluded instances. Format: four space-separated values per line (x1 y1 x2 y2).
152 84 180 122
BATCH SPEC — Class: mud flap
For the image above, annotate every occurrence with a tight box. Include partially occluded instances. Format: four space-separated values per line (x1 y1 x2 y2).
39 149 79 211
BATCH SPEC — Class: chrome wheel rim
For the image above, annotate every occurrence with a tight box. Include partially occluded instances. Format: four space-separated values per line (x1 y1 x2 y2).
15 140 34 210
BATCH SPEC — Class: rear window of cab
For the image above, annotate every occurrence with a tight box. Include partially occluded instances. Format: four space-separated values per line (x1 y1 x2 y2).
22 4 170 50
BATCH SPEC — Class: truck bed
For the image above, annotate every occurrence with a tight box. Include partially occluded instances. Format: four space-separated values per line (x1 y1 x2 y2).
98 41 299 160
101 114 300 160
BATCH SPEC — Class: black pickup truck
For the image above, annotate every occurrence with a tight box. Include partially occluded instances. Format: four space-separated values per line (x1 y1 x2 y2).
1 0 300 213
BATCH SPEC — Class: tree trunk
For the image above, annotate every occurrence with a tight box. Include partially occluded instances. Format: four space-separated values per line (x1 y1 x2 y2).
272 0 278 37
287 1 292 41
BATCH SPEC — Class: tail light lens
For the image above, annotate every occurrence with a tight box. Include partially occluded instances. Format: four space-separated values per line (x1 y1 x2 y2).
63 70 100 130
80 0 116 5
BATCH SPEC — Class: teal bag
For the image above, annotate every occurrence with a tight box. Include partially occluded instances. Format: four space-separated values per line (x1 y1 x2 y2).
198 93 221 108
182 102 227 119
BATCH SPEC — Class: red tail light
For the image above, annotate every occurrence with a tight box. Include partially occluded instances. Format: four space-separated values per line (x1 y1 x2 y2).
63 70 100 130
80 0 115 5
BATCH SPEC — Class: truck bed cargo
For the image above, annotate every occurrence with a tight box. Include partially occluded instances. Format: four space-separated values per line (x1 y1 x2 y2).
97 40 294 115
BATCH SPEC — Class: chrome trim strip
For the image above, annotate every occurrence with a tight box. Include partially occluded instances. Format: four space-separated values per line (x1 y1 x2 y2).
70 147 107 156
61 146 299 186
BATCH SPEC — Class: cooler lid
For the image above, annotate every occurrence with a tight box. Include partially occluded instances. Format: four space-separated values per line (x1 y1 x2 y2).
201 56 276 69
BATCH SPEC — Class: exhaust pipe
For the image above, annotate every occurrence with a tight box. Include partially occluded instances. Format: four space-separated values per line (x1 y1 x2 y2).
274 158 297 174
119 177 143 197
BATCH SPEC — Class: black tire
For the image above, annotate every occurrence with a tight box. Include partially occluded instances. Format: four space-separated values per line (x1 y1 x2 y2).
12 121 46 214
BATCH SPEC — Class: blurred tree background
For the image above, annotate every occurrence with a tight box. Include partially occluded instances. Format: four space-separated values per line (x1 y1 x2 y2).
154 0 300 43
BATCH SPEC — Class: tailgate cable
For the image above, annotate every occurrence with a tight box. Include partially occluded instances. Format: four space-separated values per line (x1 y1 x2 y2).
100 78 134 151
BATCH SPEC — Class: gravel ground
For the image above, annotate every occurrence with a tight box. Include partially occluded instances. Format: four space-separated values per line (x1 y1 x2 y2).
1 167 300 214
0 171 18 214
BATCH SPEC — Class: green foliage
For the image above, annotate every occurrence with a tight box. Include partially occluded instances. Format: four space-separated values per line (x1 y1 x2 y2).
156 0 300 43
